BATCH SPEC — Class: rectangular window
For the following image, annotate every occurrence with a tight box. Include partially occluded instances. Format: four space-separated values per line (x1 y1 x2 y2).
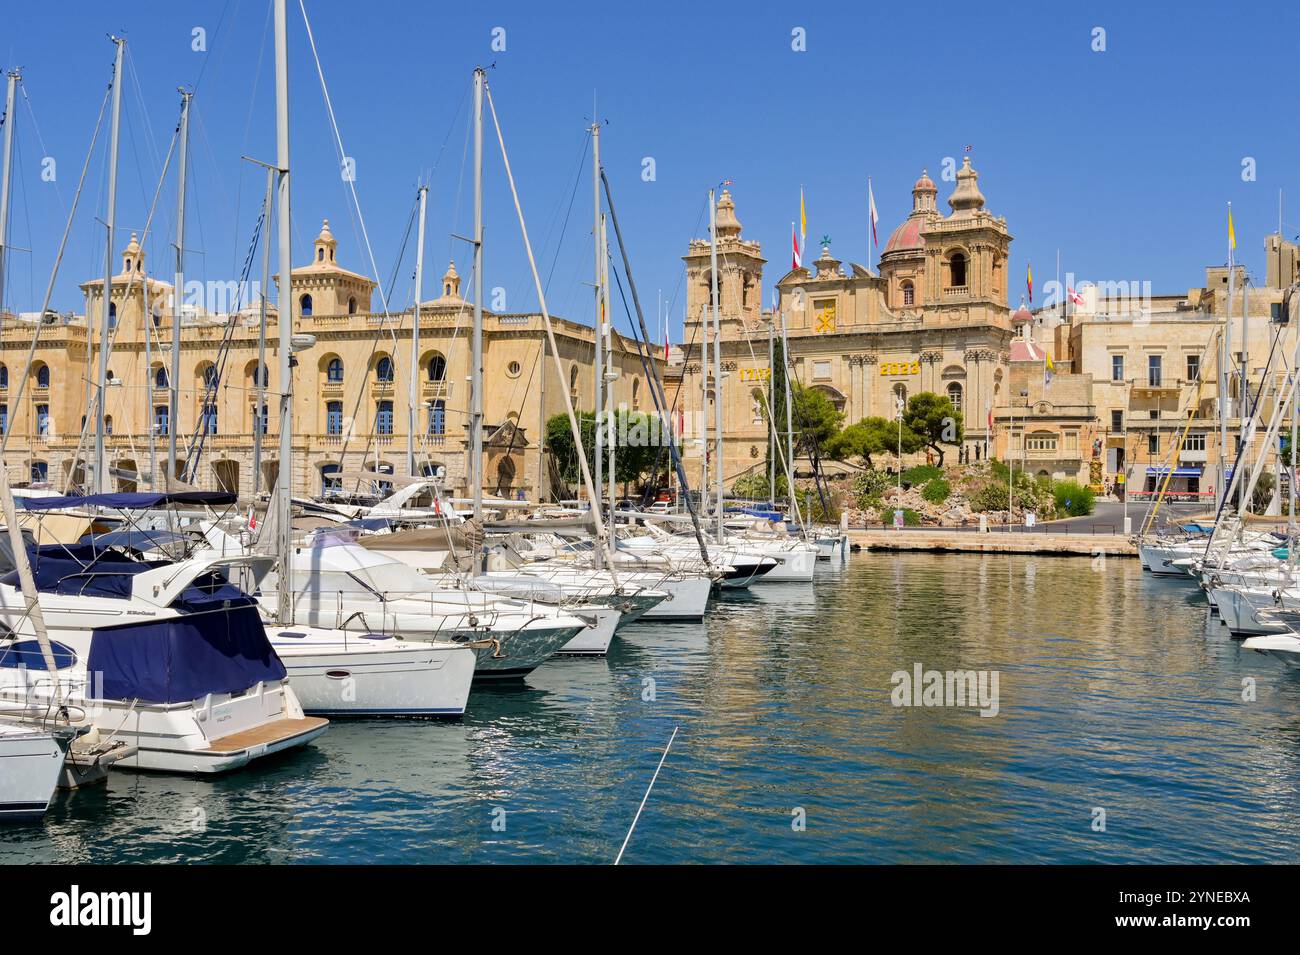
1111 410 1123 431
36 404 49 436
376 401 394 435
1185 433 1206 451
1111 355 1124 381
1063 431 1078 451
1148 354 1162 387
1026 433 1058 452
252 405 269 436
154 406 169 436
200 404 218 435
1148 433 1159 454
427 400 446 435
0 403 7 435
1186 354 1200 381
327 402 344 436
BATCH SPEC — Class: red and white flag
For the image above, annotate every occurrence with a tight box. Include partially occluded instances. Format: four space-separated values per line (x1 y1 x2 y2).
792 222 802 270
1067 286 1085 307
248 507 258 531
868 179 879 248
663 323 670 361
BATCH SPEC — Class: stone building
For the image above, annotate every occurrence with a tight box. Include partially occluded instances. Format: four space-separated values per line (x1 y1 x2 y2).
676 158 1015 485
0 220 659 500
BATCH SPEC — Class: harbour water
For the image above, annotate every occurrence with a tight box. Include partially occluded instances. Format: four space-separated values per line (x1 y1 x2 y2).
5 552 1300 864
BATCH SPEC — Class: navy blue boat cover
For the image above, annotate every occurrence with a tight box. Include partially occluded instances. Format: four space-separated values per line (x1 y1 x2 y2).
18 491 236 511
86 602 286 704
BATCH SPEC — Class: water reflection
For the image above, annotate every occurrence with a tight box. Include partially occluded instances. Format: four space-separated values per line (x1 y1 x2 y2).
6 553 1300 864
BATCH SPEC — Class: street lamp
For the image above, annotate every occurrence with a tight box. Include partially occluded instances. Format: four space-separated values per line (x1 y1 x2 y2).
896 392 905 495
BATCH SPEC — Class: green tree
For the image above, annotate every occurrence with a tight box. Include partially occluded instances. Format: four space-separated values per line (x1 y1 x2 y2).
904 392 963 466
544 410 666 490
826 416 921 468
790 384 844 452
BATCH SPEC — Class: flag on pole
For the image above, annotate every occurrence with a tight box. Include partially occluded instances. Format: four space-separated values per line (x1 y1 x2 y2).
664 321 669 361
799 187 807 250
867 179 879 248
1067 286 1085 307
1026 262 1033 303
1044 351 1055 387
792 222 802 270
1228 203 1237 254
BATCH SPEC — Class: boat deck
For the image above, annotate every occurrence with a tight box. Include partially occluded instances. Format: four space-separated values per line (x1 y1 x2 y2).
205 717 328 753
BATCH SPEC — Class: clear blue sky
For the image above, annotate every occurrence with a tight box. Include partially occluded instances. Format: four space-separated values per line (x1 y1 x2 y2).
3 0 1297 340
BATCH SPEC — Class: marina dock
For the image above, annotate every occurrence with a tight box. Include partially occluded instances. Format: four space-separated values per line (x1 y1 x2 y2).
849 528 1136 557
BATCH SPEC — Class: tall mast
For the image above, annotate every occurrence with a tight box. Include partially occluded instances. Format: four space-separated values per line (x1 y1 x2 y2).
591 121 603 531
768 311 775 506
700 299 708 502
0 69 19 326
470 67 484 534
273 0 293 624
1239 266 1250 512
781 304 794 508
408 183 428 476
251 161 273 496
94 36 125 494
708 188 723 540
169 89 191 485
603 213 615 514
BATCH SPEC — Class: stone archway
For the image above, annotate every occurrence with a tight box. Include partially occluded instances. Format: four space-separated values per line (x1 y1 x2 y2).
213 459 240 496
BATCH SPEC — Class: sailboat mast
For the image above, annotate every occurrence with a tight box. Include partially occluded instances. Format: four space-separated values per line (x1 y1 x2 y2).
273 0 293 624
0 466 63 708
409 183 427 477
94 36 125 494
768 311 775 506
603 213 615 515
251 162 273 496
0 69 18 325
470 67 485 533
591 122 603 526
708 188 723 540
781 303 794 509
169 89 191 485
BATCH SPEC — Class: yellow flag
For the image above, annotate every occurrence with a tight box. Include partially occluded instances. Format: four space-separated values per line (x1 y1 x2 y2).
1228 205 1236 251
799 187 807 242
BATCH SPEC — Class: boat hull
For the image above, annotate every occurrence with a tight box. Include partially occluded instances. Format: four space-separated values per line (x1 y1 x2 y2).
0 725 64 820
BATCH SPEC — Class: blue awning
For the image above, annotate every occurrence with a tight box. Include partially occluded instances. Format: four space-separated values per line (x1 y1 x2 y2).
1146 467 1203 478
18 491 235 511
77 530 190 551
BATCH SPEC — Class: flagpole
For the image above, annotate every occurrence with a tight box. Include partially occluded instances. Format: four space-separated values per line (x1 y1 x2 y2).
867 176 873 269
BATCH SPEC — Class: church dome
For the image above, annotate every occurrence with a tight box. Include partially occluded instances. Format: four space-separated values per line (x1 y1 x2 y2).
913 171 937 194
883 217 923 255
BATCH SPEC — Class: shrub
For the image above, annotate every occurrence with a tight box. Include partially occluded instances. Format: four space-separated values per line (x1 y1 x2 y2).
970 481 1010 513
902 464 943 486
1052 480 1095 517
922 478 951 504
851 469 892 507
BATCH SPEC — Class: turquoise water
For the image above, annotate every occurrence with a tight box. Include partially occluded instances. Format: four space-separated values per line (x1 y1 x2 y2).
6 552 1300 864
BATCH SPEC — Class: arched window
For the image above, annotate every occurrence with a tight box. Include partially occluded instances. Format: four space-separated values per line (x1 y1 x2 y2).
30 461 47 483
427 354 447 382
35 364 49 389
326 357 344 383
496 456 516 493
901 280 915 306
104 415 113 435
202 365 218 389
948 252 967 289
428 399 446 435
250 362 269 388
317 248 324 263
347 296 357 315
154 365 168 388
947 382 963 409
0 363 9 388
326 401 344 435
299 293 313 316
375 400 394 434
375 356 394 382
632 377 641 410
108 303 117 329
569 364 579 398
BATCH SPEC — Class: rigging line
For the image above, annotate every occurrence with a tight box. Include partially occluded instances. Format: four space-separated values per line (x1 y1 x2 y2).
614 725 678 866
188 0 236 97
232 0 273 278
179 201 266 481
64 127 180 486
17 81 69 218
449 87 472 264
297 0 396 322
329 194 421 489
0 80 111 460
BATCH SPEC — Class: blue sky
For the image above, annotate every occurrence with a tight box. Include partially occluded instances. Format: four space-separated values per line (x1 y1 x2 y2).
3 0 1297 340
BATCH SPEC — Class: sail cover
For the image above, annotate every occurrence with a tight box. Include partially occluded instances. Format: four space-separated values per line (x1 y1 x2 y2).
86 604 286 705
